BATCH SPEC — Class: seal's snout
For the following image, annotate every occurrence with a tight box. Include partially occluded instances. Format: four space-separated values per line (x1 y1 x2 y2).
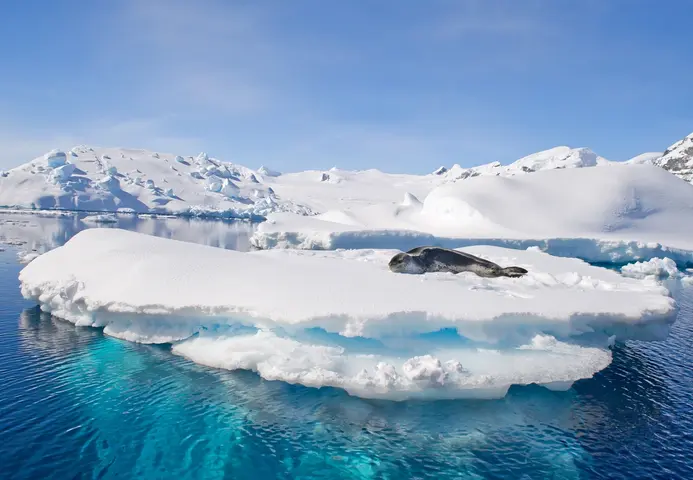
388 252 425 274
388 252 409 273
501 266 528 278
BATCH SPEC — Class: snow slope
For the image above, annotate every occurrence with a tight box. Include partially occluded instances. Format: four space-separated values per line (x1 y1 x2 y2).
259 167 438 215
253 164 693 256
0 146 312 219
20 228 676 400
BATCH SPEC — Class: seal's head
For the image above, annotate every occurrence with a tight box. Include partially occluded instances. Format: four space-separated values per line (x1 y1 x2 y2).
388 252 425 274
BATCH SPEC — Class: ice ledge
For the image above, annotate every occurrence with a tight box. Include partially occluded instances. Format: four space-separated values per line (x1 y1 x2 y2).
251 229 693 268
19 228 676 341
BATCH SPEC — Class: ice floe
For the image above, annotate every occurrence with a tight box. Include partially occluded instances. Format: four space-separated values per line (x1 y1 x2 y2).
19 229 678 400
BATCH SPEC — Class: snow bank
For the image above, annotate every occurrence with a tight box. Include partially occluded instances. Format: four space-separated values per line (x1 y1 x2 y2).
422 165 693 239
20 229 677 400
254 164 693 261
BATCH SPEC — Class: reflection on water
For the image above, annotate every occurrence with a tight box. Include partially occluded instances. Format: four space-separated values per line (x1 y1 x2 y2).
4 296 693 479
0 211 256 255
1 218 693 478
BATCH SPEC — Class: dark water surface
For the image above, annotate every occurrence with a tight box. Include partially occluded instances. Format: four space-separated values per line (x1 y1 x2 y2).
0 213 692 479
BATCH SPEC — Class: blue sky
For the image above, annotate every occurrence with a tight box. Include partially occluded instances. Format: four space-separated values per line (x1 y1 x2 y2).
1 0 692 173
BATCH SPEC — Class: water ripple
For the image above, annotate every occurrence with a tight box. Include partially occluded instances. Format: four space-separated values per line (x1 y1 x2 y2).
1 241 693 478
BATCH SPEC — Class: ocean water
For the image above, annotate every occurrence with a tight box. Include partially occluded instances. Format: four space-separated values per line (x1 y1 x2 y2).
1 213 693 479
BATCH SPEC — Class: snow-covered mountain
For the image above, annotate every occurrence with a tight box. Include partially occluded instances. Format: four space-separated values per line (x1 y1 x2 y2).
255 163 693 252
2 134 693 219
0 146 312 219
654 132 693 182
434 146 610 182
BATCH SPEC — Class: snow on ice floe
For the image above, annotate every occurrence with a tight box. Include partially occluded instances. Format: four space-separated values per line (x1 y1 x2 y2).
253 164 693 263
19 229 677 400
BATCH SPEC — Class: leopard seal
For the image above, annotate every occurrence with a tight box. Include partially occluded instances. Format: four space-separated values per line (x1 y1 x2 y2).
388 246 528 278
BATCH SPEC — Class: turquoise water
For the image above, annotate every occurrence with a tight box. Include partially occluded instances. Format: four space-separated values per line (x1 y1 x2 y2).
1 213 692 479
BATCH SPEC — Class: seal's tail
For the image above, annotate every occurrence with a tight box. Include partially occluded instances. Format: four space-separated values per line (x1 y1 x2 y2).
500 266 528 278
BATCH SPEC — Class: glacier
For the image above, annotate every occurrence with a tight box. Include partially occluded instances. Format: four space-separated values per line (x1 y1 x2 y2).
0 146 313 220
1 136 691 226
19 228 678 400
252 164 693 265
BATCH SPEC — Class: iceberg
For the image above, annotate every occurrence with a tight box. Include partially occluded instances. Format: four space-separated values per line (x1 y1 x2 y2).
19 229 677 400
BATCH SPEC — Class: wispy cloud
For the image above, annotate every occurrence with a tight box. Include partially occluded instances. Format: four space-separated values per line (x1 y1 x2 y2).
432 0 551 39
107 0 278 116
420 0 609 74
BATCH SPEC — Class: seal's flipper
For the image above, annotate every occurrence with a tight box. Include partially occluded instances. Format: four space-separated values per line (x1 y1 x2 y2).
500 266 528 278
